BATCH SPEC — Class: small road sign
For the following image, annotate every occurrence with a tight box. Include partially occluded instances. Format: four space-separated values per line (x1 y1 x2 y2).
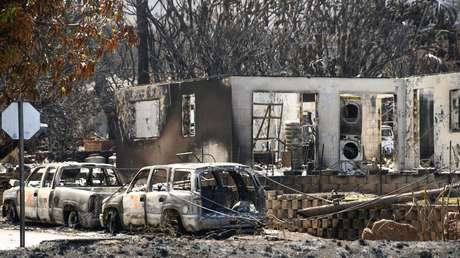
1 102 40 140
1 101 41 248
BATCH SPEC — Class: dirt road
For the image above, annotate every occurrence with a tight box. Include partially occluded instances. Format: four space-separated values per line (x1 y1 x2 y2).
0 220 124 251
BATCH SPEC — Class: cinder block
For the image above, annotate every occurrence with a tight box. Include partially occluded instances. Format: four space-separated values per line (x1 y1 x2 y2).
311 176 320 185
360 183 377 194
317 228 325 237
288 209 296 218
321 184 334 192
272 200 281 210
266 191 278 200
332 218 339 228
303 176 313 185
331 176 349 186
292 199 300 210
281 200 291 210
367 175 380 185
382 184 396 194
301 199 309 208
322 219 331 228
276 209 287 219
322 176 331 184
302 219 312 228
266 200 272 209
312 219 321 229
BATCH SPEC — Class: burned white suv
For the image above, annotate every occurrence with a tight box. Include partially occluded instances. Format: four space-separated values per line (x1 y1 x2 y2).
99 163 266 234
2 162 123 228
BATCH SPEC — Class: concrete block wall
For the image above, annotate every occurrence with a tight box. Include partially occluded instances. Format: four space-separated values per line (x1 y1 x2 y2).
229 76 402 167
361 95 382 160
266 191 459 241
261 174 460 195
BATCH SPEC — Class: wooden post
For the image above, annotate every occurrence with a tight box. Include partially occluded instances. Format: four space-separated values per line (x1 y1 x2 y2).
298 183 460 218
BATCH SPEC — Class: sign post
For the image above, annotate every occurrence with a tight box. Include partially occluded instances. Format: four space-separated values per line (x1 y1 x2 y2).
18 100 25 247
1 101 40 248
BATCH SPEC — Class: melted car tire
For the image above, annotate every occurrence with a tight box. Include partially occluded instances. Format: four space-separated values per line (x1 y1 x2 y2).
5 202 18 223
163 211 184 236
67 210 80 229
107 209 121 235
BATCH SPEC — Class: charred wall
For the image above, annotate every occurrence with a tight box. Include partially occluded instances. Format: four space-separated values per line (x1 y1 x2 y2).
229 76 403 168
403 74 460 170
115 79 232 177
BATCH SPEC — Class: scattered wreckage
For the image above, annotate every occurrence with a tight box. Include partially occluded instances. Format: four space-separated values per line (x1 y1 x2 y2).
1 162 124 228
100 163 266 234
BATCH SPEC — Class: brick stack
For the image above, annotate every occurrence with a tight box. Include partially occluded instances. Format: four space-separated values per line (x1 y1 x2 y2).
266 191 330 221
391 204 448 240
266 191 460 241
266 190 390 240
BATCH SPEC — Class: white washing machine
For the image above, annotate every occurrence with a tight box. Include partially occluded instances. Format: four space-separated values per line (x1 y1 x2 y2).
340 136 363 162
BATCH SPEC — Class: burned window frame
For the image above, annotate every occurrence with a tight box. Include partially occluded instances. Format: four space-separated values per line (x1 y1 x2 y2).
450 89 460 132
182 94 196 137
170 169 192 191
134 99 161 139
128 168 151 193
43 167 57 188
150 169 168 192
26 166 46 187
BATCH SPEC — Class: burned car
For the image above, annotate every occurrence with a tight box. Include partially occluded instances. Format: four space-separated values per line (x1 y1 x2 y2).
100 163 266 234
2 162 124 228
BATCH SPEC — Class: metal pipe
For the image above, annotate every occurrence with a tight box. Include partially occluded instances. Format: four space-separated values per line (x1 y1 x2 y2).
18 100 25 247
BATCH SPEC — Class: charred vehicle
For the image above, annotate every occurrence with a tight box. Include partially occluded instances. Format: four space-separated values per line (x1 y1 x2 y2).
100 163 266 234
2 162 123 228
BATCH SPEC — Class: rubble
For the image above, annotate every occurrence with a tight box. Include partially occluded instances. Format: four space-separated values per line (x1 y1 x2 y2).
1 232 460 258
361 219 418 241
297 182 460 218
444 212 460 240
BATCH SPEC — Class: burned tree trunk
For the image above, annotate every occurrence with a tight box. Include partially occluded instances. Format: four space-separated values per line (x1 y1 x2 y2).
136 0 150 85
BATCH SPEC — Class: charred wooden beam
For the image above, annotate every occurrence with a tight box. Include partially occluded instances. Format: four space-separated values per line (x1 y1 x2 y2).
297 182 460 218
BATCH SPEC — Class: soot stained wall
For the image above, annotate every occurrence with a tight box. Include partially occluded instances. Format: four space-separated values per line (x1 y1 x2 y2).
115 79 232 178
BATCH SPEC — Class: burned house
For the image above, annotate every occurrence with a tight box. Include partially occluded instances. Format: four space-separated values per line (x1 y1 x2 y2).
115 73 460 174
116 79 233 172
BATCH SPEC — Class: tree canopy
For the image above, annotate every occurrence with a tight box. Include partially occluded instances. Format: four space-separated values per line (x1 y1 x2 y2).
0 0 136 105
130 0 459 81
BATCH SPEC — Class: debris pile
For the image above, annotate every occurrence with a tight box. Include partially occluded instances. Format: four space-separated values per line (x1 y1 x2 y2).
265 188 460 241
361 219 418 241
444 212 460 240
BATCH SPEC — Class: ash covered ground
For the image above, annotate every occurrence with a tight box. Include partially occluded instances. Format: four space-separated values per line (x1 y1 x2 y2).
1 225 460 258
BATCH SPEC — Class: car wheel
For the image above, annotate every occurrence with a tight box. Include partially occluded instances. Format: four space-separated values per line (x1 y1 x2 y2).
5 203 18 223
107 209 121 235
163 210 184 236
67 210 80 229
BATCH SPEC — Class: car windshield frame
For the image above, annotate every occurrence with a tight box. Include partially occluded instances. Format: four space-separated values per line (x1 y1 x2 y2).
57 165 122 187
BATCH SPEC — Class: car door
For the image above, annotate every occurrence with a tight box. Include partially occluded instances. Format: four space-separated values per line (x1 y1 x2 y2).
122 168 151 226
145 168 169 226
24 166 46 220
37 166 56 222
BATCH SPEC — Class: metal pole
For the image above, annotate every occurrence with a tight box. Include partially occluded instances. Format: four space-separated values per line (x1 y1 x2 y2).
18 100 25 247
379 143 383 195
449 140 452 184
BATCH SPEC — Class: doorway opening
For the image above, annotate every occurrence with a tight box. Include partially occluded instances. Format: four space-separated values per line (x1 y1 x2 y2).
251 92 317 175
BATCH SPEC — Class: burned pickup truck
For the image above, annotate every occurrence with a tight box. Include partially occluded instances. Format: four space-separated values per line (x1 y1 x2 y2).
2 162 124 228
100 163 266 234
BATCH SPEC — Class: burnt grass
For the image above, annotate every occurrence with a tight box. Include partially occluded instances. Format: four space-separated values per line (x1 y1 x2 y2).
1 234 460 258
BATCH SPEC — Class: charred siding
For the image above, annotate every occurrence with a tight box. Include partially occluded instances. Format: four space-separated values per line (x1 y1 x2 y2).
115 79 232 177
